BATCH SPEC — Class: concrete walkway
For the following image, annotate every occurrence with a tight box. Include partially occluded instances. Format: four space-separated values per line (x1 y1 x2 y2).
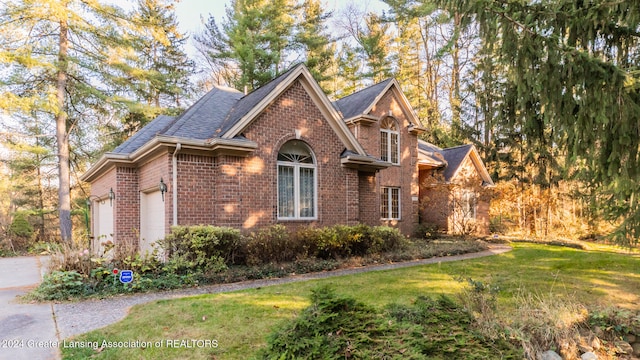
1 245 511 360
0 256 59 360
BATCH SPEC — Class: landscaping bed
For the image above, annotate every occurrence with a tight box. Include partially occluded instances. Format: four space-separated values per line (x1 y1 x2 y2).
26 224 487 301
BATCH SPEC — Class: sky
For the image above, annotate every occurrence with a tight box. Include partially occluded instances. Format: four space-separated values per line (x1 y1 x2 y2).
171 0 389 42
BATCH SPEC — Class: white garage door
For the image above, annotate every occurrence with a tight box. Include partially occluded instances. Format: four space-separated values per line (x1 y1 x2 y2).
140 190 165 256
94 200 113 255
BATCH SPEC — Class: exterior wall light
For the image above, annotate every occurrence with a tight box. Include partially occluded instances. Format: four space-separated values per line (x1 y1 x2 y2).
159 178 167 202
109 188 115 206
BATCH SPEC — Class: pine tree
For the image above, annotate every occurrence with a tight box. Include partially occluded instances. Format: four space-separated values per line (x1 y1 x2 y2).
294 0 335 92
106 0 194 149
195 0 295 91
334 44 362 97
341 8 394 84
0 0 153 241
438 0 640 243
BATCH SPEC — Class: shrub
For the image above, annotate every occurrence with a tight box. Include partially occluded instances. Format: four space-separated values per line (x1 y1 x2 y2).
7 213 35 251
30 271 86 301
261 287 522 359
245 225 299 265
369 225 406 253
414 222 440 240
159 225 243 272
48 243 93 277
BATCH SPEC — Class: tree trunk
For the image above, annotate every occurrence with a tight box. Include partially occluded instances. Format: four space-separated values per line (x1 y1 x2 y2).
56 17 72 242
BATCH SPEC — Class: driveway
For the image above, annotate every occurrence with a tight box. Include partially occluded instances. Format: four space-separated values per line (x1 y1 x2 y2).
1 245 512 360
0 256 59 360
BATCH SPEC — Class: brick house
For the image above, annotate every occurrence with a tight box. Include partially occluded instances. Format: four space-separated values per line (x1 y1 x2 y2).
418 141 494 235
81 64 493 254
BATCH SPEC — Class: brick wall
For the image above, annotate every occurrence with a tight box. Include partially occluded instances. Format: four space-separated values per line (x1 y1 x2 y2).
175 153 216 226
418 157 491 235
418 169 451 231
114 166 139 247
225 79 360 231
358 172 378 226
363 90 420 235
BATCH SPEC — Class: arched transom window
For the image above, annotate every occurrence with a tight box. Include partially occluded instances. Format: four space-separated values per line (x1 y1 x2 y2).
277 140 317 219
380 117 400 164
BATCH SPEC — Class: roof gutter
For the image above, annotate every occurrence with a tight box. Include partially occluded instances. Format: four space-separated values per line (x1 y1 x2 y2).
81 135 258 183
341 154 391 171
172 143 182 226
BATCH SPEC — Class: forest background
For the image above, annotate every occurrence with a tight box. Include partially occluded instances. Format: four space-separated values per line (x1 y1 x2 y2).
0 0 638 249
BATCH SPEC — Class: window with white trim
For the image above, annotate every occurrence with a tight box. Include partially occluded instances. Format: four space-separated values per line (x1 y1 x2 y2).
461 191 477 220
380 117 399 164
277 140 316 219
381 187 400 220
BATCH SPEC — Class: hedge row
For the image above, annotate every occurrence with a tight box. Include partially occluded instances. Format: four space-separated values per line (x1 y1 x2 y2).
159 224 407 270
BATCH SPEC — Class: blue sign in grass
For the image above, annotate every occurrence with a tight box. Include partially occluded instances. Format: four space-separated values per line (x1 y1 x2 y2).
119 270 133 284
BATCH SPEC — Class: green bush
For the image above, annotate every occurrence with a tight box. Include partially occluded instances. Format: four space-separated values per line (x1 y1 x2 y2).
414 223 440 240
159 225 243 272
245 225 300 265
8 213 34 238
244 224 407 264
260 287 522 359
30 271 86 301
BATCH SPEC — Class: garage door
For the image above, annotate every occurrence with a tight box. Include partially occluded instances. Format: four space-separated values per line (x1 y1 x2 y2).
94 200 113 255
140 190 165 256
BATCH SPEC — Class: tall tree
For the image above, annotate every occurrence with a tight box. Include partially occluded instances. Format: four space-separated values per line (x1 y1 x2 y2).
195 0 295 91
438 0 640 243
294 0 335 92
105 0 195 149
0 0 145 242
340 6 394 84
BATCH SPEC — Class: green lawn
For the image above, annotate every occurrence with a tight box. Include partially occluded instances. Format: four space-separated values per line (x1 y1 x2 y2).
61 243 640 359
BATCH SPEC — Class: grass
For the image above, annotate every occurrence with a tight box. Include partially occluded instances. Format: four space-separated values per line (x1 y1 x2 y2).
61 242 640 359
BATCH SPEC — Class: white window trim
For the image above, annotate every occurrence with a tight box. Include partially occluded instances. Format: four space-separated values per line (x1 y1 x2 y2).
277 158 318 221
462 191 477 220
381 186 401 220
380 123 400 165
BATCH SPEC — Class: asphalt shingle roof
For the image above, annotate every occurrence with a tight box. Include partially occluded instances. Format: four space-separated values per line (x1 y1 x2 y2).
163 86 243 139
112 65 395 156
113 115 175 154
218 65 302 135
333 79 393 119
440 144 473 181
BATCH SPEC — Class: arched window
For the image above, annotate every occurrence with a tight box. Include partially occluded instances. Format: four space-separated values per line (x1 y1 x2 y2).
380 117 399 164
277 140 317 219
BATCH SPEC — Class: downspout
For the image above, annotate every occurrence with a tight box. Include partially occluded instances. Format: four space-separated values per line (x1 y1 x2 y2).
172 143 182 226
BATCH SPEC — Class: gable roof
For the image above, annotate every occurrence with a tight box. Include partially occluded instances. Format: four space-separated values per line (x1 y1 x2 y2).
82 64 387 182
417 140 446 167
333 79 393 119
218 66 299 136
417 140 494 186
441 145 474 181
111 86 243 155
221 63 366 156
163 85 243 139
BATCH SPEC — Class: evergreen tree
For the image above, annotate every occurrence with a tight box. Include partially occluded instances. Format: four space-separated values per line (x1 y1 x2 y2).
3 116 57 242
195 0 295 91
341 8 394 84
438 0 640 243
0 0 155 241
334 44 362 97
106 0 194 149
294 0 335 92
